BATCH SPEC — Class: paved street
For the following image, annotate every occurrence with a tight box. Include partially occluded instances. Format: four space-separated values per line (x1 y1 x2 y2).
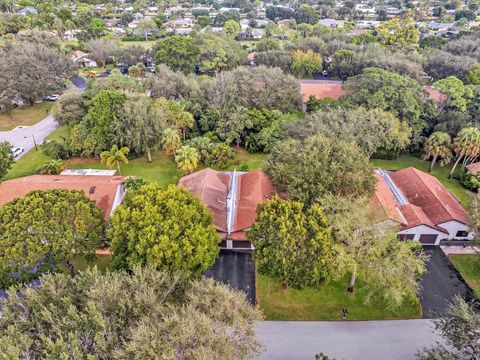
256 320 442 360
0 114 58 159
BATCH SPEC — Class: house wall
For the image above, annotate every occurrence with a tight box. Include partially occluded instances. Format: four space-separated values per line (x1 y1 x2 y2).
397 225 448 245
110 184 126 216
436 220 473 240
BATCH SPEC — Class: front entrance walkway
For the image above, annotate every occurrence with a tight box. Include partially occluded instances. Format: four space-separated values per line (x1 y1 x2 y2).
203 251 256 304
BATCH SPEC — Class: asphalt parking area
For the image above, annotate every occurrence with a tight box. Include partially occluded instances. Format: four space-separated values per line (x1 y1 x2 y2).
203 251 256 305
420 246 477 318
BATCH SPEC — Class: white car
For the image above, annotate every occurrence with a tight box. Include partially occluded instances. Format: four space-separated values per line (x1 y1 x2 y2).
10 147 24 158
45 94 60 101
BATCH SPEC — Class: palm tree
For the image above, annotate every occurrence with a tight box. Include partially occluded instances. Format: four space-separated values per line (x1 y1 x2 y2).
162 128 182 155
36 160 65 175
100 145 129 175
449 128 480 178
175 145 199 174
421 131 452 172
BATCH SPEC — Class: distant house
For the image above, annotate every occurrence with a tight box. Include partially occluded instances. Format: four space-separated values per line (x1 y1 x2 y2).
300 80 447 106
18 7 37 15
147 6 159 14
372 168 472 244
71 50 97 68
179 168 275 250
428 21 454 31
0 175 128 220
318 19 344 28
466 162 480 175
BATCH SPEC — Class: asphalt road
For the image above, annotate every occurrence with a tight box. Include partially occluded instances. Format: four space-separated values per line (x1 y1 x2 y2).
420 246 477 318
0 114 58 159
256 320 442 360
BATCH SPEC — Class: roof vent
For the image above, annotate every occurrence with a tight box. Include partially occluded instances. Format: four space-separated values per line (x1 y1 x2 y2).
89 186 96 194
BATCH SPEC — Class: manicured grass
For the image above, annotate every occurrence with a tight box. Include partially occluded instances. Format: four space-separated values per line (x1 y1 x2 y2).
224 148 265 171
73 254 113 273
4 126 70 180
370 154 472 206
0 102 54 131
449 254 480 297
257 273 422 320
64 152 182 187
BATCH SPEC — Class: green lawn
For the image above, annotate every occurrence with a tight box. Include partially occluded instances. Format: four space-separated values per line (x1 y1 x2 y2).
449 254 480 297
257 274 422 320
0 102 54 131
4 126 70 180
370 154 472 206
73 254 113 273
119 40 157 49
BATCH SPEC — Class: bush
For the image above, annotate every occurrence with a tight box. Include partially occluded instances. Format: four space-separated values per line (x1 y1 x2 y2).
458 171 480 191
42 140 70 159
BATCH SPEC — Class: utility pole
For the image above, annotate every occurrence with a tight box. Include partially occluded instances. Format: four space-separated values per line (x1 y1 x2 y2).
32 134 38 151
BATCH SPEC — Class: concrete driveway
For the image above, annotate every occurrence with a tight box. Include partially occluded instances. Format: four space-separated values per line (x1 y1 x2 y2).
420 246 477 318
0 114 58 159
204 251 256 304
256 320 442 360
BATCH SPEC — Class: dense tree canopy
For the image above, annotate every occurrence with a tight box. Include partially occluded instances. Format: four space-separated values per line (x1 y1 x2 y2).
0 141 13 180
0 189 104 288
342 67 427 134
0 267 262 359
264 134 376 205
155 36 200 74
108 184 220 275
249 196 338 288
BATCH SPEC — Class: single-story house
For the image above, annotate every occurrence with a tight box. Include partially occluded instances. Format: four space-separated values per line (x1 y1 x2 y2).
0 175 128 220
466 162 480 175
71 50 97 68
178 168 275 250
318 19 344 28
372 167 472 244
18 7 37 15
300 81 446 106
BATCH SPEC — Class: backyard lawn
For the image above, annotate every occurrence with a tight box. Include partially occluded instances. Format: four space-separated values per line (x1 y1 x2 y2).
73 254 113 273
0 102 54 131
449 254 480 297
370 154 472 206
257 273 422 320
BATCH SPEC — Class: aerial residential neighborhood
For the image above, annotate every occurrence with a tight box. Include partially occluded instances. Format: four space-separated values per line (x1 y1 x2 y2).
0 0 479 358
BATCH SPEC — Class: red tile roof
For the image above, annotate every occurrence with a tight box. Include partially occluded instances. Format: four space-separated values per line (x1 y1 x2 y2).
300 82 345 103
466 162 480 175
425 86 447 105
389 167 468 225
399 204 448 233
233 169 274 232
178 168 230 232
0 175 127 219
371 172 406 224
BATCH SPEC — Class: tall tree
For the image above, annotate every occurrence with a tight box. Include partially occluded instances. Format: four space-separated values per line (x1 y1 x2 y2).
342 67 427 134
155 36 200 74
248 196 338 288
0 267 262 359
291 50 323 78
416 296 480 360
100 145 129 174
0 141 13 180
264 134 376 205
113 95 165 163
0 42 73 107
175 145 199 174
0 189 104 287
433 76 474 112
449 127 480 178
328 49 356 81
421 132 453 172
136 18 157 41
108 184 220 275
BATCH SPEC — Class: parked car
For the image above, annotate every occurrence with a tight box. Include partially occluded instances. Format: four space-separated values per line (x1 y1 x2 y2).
10 147 24 158
44 94 60 101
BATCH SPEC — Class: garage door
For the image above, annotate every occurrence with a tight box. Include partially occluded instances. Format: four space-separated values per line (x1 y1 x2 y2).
419 234 438 244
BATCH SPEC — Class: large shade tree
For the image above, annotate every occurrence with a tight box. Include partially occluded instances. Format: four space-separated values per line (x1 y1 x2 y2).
155 36 200 74
248 196 338 288
0 267 262 359
0 189 104 288
0 141 13 180
108 184 220 275
342 67 427 134
264 134 376 206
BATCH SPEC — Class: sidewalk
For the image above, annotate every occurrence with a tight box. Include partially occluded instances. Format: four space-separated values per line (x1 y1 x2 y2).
441 245 480 255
